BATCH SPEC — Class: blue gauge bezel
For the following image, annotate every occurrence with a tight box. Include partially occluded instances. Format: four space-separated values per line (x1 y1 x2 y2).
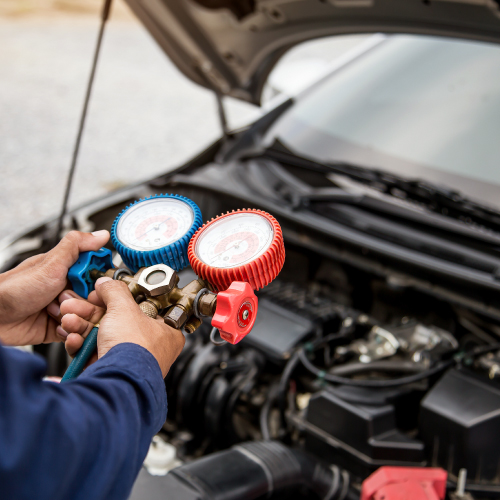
110 194 203 272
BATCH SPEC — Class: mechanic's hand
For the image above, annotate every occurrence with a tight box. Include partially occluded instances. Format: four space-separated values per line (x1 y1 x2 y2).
0 230 110 346
60 277 185 377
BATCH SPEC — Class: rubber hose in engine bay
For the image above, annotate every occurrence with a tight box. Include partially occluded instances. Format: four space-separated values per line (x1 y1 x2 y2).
154 441 351 500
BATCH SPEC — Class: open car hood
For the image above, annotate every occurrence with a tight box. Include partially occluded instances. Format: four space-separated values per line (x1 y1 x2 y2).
123 0 500 105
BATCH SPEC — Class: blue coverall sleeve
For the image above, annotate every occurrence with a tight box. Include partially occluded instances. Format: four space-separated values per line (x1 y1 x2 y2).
0 342 167 500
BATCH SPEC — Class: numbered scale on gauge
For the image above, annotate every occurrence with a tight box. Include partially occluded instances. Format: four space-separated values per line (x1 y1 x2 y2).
188 209 285 292
117 198 193 251
111 194 203 272
196 212 274 268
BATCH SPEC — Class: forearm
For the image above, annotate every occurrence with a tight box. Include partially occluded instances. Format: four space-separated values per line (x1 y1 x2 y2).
0 343 167 500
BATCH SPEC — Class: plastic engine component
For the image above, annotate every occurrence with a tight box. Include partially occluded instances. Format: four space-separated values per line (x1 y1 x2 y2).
303 387 425 468
361 467 447 500
420 367 500 482
188 209 285 291
212 281 258 344
241 298 314 361
68 248 114 299
111 194 203 272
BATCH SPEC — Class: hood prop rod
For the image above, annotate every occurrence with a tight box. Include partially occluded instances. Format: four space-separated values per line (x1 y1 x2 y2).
215 92 229 138
55 0 113 243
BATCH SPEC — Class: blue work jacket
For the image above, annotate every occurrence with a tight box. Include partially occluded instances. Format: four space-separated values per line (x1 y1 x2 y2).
0 342 167 500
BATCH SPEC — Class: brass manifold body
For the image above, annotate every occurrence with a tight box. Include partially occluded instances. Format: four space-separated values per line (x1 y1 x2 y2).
91 264 217 334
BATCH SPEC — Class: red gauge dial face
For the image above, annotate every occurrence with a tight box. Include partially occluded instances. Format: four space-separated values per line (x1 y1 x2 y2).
194 213 274 269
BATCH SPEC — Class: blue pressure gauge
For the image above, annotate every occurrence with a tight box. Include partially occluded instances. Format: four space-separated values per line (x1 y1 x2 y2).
111 194 202 272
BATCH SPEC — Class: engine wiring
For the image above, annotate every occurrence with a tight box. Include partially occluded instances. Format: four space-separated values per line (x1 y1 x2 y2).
297 350 455 388
260 311 500 442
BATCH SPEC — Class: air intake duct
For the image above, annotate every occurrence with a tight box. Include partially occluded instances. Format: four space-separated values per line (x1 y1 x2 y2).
144 441 351 500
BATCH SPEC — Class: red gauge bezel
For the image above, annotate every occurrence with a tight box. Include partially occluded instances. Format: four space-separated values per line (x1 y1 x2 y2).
188 209 285 291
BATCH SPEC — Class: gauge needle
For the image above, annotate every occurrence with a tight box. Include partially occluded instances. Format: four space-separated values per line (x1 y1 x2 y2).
208 234 253 265
136 217 171 240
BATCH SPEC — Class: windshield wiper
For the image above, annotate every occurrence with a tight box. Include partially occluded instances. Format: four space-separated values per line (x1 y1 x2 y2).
255 143 500 235
280 187 363 209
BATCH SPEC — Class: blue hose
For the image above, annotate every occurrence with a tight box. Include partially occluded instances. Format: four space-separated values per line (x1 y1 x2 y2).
61 326 99 381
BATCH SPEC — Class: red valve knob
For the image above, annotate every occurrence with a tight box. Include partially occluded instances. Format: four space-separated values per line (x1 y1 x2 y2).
212 281 258 344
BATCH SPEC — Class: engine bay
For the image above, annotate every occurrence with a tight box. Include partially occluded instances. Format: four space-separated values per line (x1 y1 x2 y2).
116 178 500 499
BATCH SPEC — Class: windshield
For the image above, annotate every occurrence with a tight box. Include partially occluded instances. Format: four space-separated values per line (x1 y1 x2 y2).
264 35 500 209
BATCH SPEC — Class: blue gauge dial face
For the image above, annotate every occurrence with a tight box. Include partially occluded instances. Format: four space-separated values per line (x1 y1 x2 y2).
116 198 194 251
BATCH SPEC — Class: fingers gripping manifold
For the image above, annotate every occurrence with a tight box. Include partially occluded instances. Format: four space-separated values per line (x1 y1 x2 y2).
91 261 257 345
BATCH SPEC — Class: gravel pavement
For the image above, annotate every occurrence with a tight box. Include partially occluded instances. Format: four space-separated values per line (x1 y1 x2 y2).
0 12 364 238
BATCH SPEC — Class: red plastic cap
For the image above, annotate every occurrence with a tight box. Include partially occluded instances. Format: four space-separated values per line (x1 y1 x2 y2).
188 209 285 292
212 282 258 344
361 467 447 500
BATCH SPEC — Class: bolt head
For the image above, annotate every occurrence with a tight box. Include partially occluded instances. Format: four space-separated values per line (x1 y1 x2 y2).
164 305 188 330
137 264 177 297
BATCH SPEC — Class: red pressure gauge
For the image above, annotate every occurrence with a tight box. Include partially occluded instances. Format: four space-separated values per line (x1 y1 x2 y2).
188 209 285 291
188 209 285 343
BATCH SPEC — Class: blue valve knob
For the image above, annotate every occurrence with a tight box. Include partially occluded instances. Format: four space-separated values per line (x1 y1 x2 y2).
68 248 114 299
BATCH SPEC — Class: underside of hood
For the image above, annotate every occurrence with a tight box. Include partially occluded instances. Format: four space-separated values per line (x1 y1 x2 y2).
123 0 500 104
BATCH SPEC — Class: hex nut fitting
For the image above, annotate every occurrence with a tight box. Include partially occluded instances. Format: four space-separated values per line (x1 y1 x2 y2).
137 264 178 297
198 292 217 317
164 305 188 330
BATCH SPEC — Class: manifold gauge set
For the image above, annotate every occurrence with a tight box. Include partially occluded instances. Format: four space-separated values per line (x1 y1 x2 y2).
67 194 285 368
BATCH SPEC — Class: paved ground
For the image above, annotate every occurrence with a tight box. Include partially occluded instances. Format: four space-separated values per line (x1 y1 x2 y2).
0 4 364 237
0 13 224 237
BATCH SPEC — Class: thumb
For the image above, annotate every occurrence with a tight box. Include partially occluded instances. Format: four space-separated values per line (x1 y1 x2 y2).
47 230 110 271
95 277 138 312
